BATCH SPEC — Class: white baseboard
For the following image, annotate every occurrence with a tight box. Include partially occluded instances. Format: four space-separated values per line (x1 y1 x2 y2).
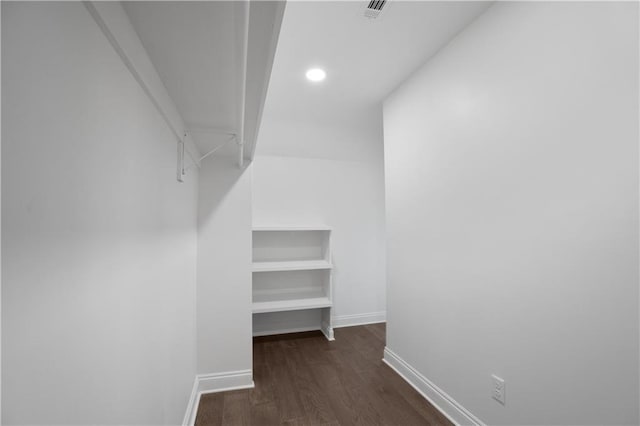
383 347 485 426
182 377 200 426
333 311 386 328
197 369 254 394
182 370 254 426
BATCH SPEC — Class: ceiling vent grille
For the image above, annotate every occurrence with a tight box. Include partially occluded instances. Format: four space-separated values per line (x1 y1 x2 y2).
364 0 387 19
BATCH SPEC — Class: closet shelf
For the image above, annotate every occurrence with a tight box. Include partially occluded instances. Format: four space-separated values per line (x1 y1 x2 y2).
252 260 333 272
251 226 334 340
252 297 332 314
253 225 332 232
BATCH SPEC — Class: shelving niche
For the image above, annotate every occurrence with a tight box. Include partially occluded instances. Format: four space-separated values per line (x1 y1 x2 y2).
252 227 334 340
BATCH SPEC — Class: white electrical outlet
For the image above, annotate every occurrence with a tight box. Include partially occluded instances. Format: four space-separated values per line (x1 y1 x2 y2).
491 374 506 405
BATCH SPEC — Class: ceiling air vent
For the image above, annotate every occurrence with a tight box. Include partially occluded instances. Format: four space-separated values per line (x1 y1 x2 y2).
364 0 386 19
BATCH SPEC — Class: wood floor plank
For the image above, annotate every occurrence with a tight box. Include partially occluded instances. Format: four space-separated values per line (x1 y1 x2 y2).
195 393 224 426
341 383 387 425
377 364 453 426
296 333 332 366
309 362 375 426
264 340 306 423
325 349 366 392
250 401 280 426
195 324 453 426
363 323 386 343
328 345 427 426
331 329 380 373
284 340 338 425
249 361 275 406
356 366 432 426
253 337 267 367
221 391 251 426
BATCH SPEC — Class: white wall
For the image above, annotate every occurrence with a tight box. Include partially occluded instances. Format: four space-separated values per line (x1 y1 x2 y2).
383 2 639 425
1 3 4 421
2 3 198 424
197 157 252 376
253 109 386 325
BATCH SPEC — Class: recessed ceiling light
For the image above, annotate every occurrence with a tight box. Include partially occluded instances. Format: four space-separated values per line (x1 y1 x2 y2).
305 68 326 82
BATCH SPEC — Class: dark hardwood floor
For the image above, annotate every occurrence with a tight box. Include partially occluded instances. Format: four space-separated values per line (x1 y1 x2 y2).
195 324 452 426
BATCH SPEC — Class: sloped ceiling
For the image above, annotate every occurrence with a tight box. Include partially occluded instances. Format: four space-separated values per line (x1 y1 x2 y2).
121 1 491 160
124 1 284 160
262 1 493 124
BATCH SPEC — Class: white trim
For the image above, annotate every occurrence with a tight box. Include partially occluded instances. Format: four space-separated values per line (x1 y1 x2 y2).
321 320 335 341
253 225 332 231
182 370 254 426
236 0 249 168
252 296 332 314
245 1 286 161
197 369 254 394
383 347 485 426
333 311 386 328
252 259 332 273
182 376 200 426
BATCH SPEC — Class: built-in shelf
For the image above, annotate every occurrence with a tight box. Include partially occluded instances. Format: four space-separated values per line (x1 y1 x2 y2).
252 259 333 272
252 297 332 314
251 226 334 340
253 225 332 232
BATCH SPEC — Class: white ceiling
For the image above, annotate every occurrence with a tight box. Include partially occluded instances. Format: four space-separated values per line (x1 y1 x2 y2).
123 1 285 160
124 2 240 136
121 1 490 159
263 1 492 123
124 1 247 158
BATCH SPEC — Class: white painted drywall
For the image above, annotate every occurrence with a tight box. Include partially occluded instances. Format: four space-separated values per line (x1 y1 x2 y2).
2 3 198 424
383 2 639 424
1 3 3 421
197 157 252 375
253 108 387 325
